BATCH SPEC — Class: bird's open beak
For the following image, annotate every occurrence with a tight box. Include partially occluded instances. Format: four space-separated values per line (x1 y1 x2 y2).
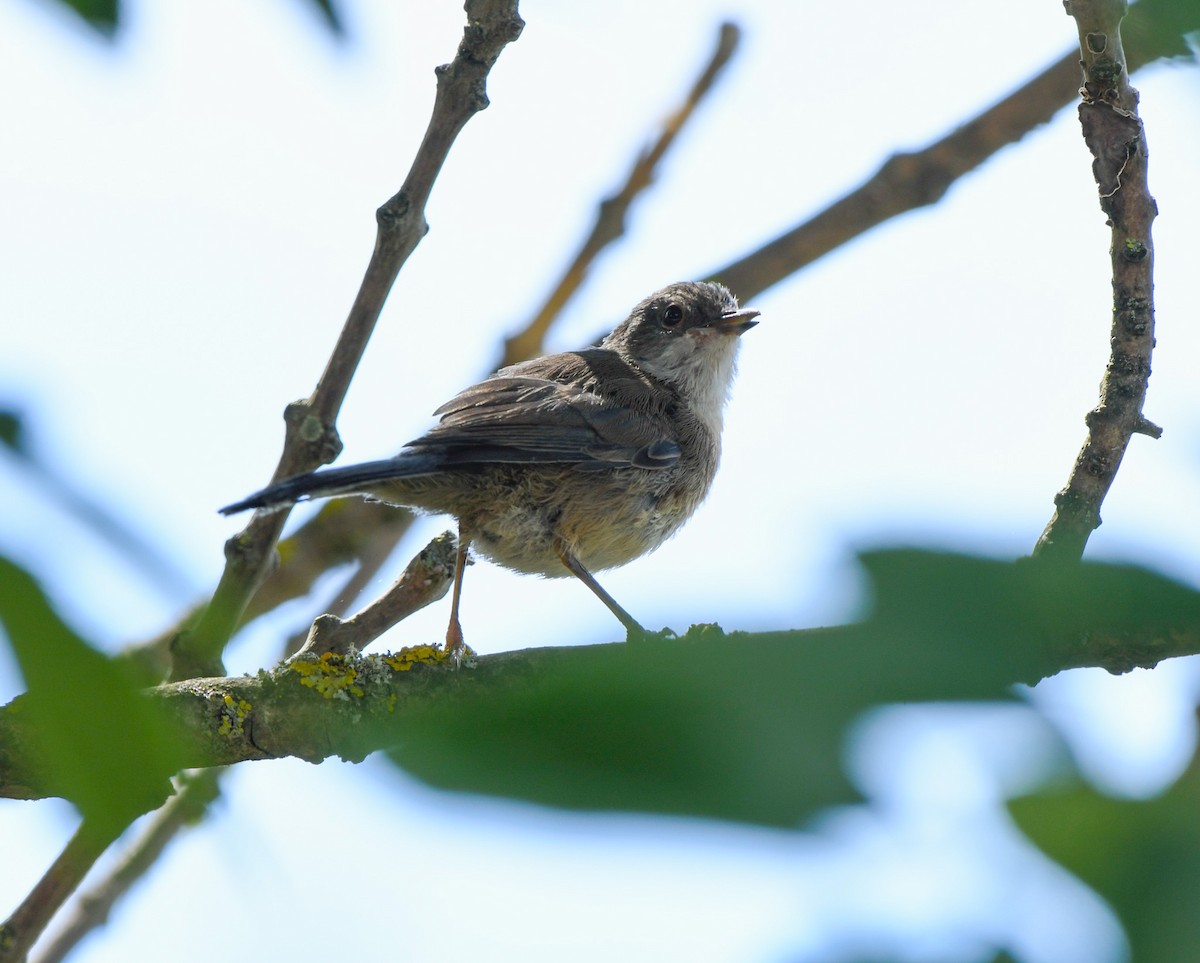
705 307 760 336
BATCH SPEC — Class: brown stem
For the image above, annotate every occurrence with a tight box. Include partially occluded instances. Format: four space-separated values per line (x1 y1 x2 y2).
296 532 459 658
32 771 222 963
0 821 122 963
499 22 741 368
705 0 1188 302
150 1 1199 682
1033 0 1158 562
169 0 524 682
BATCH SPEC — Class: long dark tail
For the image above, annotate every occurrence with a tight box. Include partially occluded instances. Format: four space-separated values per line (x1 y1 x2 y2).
219 453 443 515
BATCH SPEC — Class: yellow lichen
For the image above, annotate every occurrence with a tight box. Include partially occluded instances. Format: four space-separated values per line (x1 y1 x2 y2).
290 652 365 700
217 692 253 737
288 645 471 709
383 643 472 671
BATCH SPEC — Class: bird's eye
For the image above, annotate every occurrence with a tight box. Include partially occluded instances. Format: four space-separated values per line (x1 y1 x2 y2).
661 304 684 328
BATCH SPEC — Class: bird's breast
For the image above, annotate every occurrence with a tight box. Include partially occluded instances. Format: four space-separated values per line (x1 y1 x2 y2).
462 457 715 577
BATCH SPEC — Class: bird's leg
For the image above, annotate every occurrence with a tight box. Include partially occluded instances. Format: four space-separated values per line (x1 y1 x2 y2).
555 540 647 641
444 526 471 658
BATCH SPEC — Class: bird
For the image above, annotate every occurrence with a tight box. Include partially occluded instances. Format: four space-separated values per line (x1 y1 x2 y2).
220 281 759 654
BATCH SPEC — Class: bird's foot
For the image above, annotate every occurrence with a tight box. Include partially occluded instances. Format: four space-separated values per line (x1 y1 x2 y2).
443 619 466 667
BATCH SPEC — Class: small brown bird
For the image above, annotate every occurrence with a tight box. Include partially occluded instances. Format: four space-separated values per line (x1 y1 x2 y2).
221 281 759 652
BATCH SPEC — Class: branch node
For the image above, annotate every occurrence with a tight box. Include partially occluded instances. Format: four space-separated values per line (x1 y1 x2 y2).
1133 415 1163 439
283 400 342 466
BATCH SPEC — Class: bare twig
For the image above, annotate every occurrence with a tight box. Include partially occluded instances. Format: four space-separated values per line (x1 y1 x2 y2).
170 0 524 682
120 502 418 681
2 6 526 957
33 771 222 963
272 503 419 659
499 22 741 368
254 502 417 625
2 445 194 602
1033 0 1158 562
296 532 458 658
0 821 122 963
706 0 1191 301
149 2 1199 684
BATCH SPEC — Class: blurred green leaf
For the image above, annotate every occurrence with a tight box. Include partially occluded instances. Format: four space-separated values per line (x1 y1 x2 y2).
394 637 864 826
0 404 194 599
41 0 345 40
0 556 182 829
388 550 1200 826
1011 760 1200 961
51 0 118 37
861 549 1200 663
1126 0 1200 66
0 409 26 455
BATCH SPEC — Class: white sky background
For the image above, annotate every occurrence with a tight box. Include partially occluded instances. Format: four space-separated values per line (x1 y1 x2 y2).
1 0 1199 960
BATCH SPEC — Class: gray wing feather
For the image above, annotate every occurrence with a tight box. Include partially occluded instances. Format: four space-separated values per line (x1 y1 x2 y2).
414 370 679 471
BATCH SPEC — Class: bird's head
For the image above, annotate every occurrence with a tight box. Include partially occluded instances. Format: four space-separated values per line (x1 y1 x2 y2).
605 281 759 413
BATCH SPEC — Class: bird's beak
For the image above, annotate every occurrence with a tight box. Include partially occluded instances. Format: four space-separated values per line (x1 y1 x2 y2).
704 307 760 336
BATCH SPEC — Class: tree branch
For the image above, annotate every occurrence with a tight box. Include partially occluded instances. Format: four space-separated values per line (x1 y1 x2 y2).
295 531 458 658
142 3 1197 688
169 0 524 682
499 22 741 368
705 0 1188 301
0 821 123 963
1033 0 1159 561
6 615 1199 804
32 771 222 963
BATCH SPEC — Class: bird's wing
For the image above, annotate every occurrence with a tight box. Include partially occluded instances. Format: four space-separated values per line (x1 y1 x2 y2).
409 355 681 471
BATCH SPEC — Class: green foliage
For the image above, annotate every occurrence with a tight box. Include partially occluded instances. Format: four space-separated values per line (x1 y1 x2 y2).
54 0 117 37
0 556 183 831
0 409 26 456
1012 761 1200 961
44 0 344 39
1125 0 1200 64
389 550 1200 826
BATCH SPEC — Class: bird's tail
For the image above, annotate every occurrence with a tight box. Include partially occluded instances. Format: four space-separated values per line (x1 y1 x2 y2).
219 453 443 515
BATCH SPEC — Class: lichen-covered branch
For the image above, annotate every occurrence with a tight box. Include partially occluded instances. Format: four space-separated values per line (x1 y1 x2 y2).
1033 0 1159 562
171 0 525 682
6 617 1200 805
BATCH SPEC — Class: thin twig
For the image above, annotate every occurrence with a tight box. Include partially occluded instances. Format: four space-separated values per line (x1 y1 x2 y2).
120 502 418 681
705 0 1191 301
147 2 1199 684
169 0 524 682
33 771 222 963
499 22 741 368
1033 0 1158 561
0 821 122 963
276 510 419 659
2 7 526 959
296 531 458 658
